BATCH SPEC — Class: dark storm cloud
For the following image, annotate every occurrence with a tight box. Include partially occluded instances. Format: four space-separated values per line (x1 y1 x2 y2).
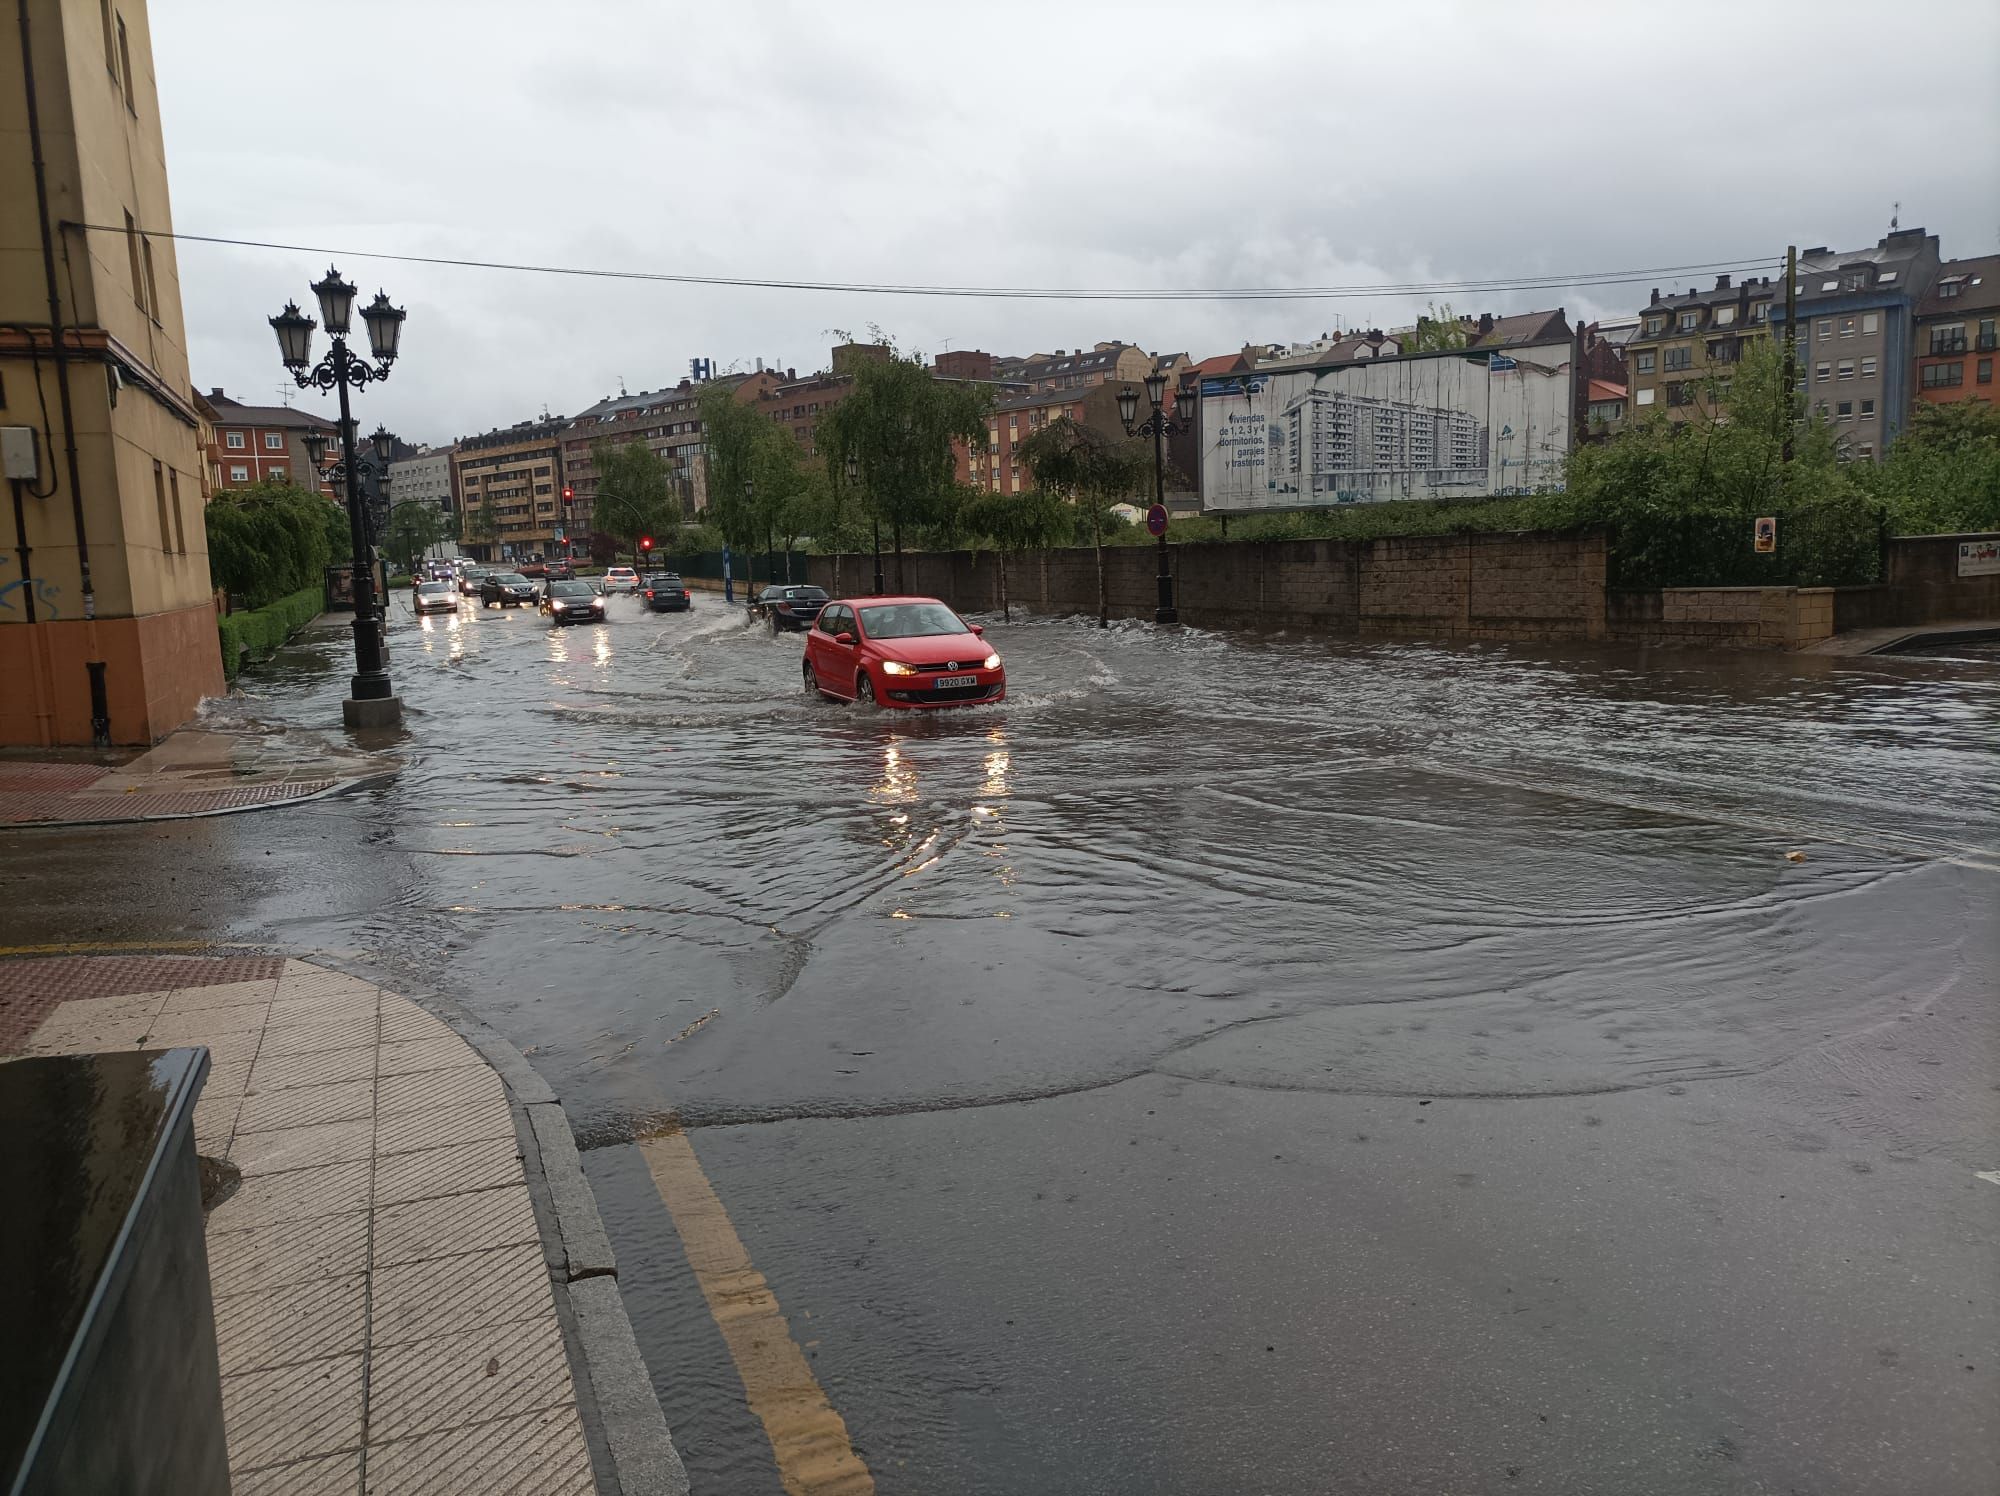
155 0 2000 444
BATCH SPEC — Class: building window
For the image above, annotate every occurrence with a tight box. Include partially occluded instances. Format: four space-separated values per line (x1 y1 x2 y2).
1677 310 1699 331
169 469 186 553
1862 313 1879 335
1838 317 1855 338
1836 400 1853 422
1665 382 1694 407
1837 360 1854 380
100 0 117 72
228 464 248 482
141 238 160 324
1817 319 1832 336
1816 362 1831 382
1707 339 1740 363
152 460 170 550
1938 279 1962 299
263 432 284 449
1920 363 1964 389
1634 350 1656 374
1643 316 1665 336
124 211 146 315
115 13 134 112
1664 345 1692 371
268 466 285 482
1713 305 1737 327
1634 386 1656 407
1842 270 1869 292
1929 326 1967 355
1980 359 1994 385
1860 398 1875 419
226 431 245 449
1859 357 1876 377
1858 444 1874 460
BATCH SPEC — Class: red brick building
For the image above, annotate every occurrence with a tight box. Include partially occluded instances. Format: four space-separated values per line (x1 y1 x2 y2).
196 388 337 498
956 382 1128 494
1913 255 1998 405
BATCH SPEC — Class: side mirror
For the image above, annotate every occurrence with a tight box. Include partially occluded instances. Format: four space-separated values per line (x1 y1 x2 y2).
835 632 856 646
968 623 985 636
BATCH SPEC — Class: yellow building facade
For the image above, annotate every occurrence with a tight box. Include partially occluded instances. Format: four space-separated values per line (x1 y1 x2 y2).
1 0 221 746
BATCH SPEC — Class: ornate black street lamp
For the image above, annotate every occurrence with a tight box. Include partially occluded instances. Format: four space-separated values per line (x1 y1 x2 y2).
741 477 755 603
1118 371 1198 625
271 268 407 728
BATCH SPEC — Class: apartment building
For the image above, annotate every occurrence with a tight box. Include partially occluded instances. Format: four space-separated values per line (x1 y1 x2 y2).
451 417 569 563
387 444 457 557
1912 256 1998 406
996 341 1153 393
1623 276 1779 423
197 388 337 497
561 369 784 539
1 0 224 745
956 383 1128 494
1768 229 1941 461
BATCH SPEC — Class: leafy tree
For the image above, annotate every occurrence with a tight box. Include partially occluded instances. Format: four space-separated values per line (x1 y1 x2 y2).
1405 301 1468 352
1857 399 2000 534
464 490 498 555
820 344 991 592
966 486 1067 620
591 438 676 563
697 382 793 594
203 480 337 610
1016 417 1152 626
384 501 448 576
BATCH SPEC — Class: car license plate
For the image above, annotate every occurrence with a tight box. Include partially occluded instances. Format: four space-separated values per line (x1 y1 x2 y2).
934 674 978 690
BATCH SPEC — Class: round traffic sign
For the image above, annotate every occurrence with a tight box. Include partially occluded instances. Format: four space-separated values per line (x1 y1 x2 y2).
1146 503 1169 537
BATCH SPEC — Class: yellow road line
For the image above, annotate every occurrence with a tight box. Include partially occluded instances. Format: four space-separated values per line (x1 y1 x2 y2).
639 1126 875 1496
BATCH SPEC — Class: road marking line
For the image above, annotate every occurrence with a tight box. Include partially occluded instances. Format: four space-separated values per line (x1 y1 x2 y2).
639 1125 875 1496
1977 1171 2000 1187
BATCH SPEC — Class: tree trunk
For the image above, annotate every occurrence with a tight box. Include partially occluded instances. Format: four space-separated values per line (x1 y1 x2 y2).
998 550 1010 622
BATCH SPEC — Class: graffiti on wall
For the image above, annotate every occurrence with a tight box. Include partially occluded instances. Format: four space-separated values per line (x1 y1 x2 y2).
0 557 63 619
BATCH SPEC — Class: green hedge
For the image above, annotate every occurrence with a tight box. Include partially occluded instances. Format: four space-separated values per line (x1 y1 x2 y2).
218 586 323 681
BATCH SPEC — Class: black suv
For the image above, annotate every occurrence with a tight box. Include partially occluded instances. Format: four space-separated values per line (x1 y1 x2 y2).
479 571 539 608
750 584 827 632
642 573 692 612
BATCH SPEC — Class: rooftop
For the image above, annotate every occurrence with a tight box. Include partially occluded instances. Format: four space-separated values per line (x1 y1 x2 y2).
1915 254 2000 318
199 389 336 431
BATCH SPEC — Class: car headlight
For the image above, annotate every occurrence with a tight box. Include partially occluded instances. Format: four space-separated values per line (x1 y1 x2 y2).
982 653 1001 670
880 660 916 676
550 602 564 611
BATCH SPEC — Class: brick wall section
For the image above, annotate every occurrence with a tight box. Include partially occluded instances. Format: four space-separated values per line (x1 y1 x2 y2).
810 531 1612 642
1606 587 1836 648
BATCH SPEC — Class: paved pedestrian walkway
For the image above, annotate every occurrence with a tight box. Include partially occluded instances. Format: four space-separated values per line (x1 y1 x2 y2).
0 724 392 827
6 953 602 1494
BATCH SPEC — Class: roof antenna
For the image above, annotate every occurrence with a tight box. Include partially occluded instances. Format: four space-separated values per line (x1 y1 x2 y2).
276 382 294 408
618 375 627 396
1890 201 1900 232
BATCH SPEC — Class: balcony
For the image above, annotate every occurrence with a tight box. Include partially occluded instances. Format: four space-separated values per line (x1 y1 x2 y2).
1928 335 1967 356
1978 333 1998 352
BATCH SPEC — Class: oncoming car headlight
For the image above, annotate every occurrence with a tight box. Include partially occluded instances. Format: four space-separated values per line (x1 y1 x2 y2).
880 660 916 676
982 653 1001 670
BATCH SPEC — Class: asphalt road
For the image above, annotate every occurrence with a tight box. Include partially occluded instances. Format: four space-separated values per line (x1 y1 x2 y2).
5 585 1997 1495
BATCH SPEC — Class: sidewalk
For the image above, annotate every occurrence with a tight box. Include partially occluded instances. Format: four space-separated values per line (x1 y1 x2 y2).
0 723 392 827
3 952 684 1496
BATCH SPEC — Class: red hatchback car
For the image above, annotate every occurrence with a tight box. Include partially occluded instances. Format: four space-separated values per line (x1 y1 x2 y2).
803 596 1004 708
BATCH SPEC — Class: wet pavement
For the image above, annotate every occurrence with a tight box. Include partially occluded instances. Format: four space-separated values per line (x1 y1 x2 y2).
4 588 1997 1495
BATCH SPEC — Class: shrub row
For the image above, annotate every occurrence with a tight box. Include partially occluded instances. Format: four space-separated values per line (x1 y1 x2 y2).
217 586 323 681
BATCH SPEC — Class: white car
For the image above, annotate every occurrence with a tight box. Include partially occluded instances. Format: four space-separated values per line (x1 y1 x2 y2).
602 566 641 595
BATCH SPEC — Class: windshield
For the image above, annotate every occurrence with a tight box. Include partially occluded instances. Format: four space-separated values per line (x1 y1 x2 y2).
858 603 966 639
608 568 635 577
491 573 528 585
416 581 451 595
549 581 594 598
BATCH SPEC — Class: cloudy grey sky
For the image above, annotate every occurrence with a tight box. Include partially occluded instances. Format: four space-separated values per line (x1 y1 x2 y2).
155 0 2000 447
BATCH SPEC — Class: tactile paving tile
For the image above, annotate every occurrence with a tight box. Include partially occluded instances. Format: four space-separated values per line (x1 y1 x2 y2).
0 955 282 1052
368 1241 556 1348
373 1096 515 1158
236 1079 375 1136
361 1404 591 1496
208 1159 374 1235
374 1064 505 1119
213 1274 368 1376
372 1136 522 1209
208 1211 369 1298
364 1318 575 1445
231 1449 361 1496
372 1186 539 1269
222 1352 365 1472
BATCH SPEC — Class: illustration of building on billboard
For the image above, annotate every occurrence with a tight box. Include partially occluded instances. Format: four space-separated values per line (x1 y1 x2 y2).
1199 343 1574 511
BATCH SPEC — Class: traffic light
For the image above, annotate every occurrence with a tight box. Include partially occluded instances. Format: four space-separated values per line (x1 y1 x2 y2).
639 535 653 553
561 485 573 501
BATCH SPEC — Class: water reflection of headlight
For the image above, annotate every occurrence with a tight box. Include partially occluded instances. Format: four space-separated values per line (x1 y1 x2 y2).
873 740 917 802
594 632 612 665
982 749 1010 797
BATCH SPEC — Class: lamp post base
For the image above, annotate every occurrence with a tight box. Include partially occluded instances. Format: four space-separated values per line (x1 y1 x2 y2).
342 694 403 730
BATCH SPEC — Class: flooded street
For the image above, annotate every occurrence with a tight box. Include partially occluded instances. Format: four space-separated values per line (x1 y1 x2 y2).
7 591 1998 1494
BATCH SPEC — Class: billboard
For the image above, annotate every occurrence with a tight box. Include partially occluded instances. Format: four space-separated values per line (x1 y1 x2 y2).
1199 344 1575 511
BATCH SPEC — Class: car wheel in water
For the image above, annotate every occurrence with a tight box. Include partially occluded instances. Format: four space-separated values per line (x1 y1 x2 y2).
856 672 877 707
803 659 820 698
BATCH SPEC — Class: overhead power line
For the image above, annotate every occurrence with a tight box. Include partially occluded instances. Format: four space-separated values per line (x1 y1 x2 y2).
65 222 1778 303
